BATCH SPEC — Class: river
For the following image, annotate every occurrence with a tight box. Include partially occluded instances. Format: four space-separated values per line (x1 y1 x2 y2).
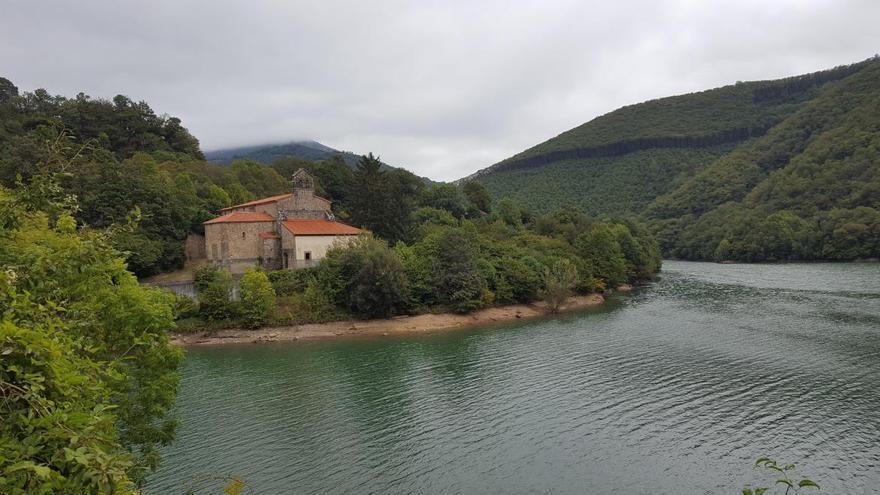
147 261 880 494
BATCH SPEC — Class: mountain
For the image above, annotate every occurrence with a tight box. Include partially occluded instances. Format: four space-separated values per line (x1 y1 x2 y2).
205 140 437 184
468 57 880 262
205 140 378 169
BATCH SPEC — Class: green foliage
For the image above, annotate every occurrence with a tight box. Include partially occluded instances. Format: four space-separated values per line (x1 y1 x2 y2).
470 58 880 261
412 206 457 228
420 183 467 219
479 145 739 216
541 258 579 312
462 180 492 213
348 153 425 243
428 228 487 313
575 225 628 287
0 178 180 492
275 280 343 325
239 270 276 328
743 457 819 495
194 265 235 322
493 256 542 304
229 160 288 199
267 267 319 296
319 235 410 318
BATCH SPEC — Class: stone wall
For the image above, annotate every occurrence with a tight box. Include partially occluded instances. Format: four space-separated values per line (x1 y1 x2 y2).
184 233 206 260
205 220 276 273
276 189 331 219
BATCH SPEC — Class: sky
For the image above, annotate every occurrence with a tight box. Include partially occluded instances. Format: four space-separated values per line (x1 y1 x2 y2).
1 1 878 181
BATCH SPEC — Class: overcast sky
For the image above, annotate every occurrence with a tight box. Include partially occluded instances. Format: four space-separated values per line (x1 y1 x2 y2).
2 1 878 180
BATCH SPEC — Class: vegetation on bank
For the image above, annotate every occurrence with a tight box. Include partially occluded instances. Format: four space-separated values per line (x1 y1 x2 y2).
0 171 181 493
178 156 661 332
475 57 880 262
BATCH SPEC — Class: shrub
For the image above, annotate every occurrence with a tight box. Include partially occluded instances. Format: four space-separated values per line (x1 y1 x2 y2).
169 292 198 320
276 280 343 324
493 256 542 304
319 235 410 318
267 267 318 296
541 258 579 312
431 229 486 312
193 265 235 321
239 270 276 328
575 225 628 286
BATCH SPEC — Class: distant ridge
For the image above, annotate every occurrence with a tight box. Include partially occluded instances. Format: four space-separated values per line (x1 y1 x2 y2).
466 57 880 262
205 140 436 183
204 140 365 167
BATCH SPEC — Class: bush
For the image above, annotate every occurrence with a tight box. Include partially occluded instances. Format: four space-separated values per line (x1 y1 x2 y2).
267 267 319 296
169 292 198 320
431 228 486 312
575 225 628 286
319 235 410 318
239 270 276 328
276 280 343 324
193 265 235 321
541 258 579 312
493 256 542 304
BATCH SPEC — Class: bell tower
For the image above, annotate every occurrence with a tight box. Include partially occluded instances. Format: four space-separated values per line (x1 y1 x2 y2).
281 168 329 219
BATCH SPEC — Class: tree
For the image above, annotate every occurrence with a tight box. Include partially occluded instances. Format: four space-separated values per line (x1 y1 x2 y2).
239 270 276 328
0 176 181 491
496 198 526 226
421 183 467 219
575 225 628 287
194 265 235 321
541 258 579 312
0 76 18 103
348 153 386 235
493 256 542 304
428 228 487 312
463 180 492 214
348 153 425 243
319 235 409 318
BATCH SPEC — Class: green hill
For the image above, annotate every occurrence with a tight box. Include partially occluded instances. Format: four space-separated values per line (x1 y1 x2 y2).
205 140 365 167
471 58 880 261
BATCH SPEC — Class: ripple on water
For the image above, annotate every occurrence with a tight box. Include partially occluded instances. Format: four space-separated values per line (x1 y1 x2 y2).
148 261 880 494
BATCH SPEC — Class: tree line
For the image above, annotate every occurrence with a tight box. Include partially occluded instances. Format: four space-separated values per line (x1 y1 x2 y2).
177 154 661 331
0 78 663 493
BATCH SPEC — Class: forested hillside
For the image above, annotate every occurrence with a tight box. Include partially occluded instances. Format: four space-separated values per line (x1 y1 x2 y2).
472 58 880 261
0 79 425 277
206 140 360 166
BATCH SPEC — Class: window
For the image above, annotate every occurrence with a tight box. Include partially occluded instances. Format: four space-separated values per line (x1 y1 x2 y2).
242 231 246 239
304 251 312 261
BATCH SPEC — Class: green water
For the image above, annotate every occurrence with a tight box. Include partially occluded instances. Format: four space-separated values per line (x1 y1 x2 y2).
147 261 880 494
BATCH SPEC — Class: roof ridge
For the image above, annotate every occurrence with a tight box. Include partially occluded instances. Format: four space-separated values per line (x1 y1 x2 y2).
221 192 293 211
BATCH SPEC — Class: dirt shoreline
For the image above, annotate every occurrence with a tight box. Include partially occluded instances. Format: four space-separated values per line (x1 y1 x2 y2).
171 293 606 346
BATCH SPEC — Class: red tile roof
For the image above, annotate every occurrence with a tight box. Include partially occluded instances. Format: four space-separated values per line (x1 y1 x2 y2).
258 231 281 239
203 211 275 225
282 219 362 236
220 193 292 212
220 192 333 212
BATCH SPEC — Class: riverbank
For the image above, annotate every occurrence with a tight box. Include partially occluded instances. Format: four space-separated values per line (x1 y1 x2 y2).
170 293 606 346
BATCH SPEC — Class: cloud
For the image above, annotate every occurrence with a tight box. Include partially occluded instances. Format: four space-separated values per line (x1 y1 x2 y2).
1 0 877 180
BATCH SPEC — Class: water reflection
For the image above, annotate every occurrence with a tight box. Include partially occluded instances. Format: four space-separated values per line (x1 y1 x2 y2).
148 261 880 494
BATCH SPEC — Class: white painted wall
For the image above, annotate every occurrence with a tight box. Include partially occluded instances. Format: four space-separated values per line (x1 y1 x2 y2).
293 235 357 260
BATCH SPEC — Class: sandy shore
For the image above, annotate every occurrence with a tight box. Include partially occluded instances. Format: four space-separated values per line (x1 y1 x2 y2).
171 293 606 346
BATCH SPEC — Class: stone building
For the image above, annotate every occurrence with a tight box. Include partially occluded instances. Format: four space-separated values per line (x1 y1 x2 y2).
204 169 361 272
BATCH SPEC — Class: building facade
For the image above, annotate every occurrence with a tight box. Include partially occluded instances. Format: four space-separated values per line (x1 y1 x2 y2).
204 169 361 272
